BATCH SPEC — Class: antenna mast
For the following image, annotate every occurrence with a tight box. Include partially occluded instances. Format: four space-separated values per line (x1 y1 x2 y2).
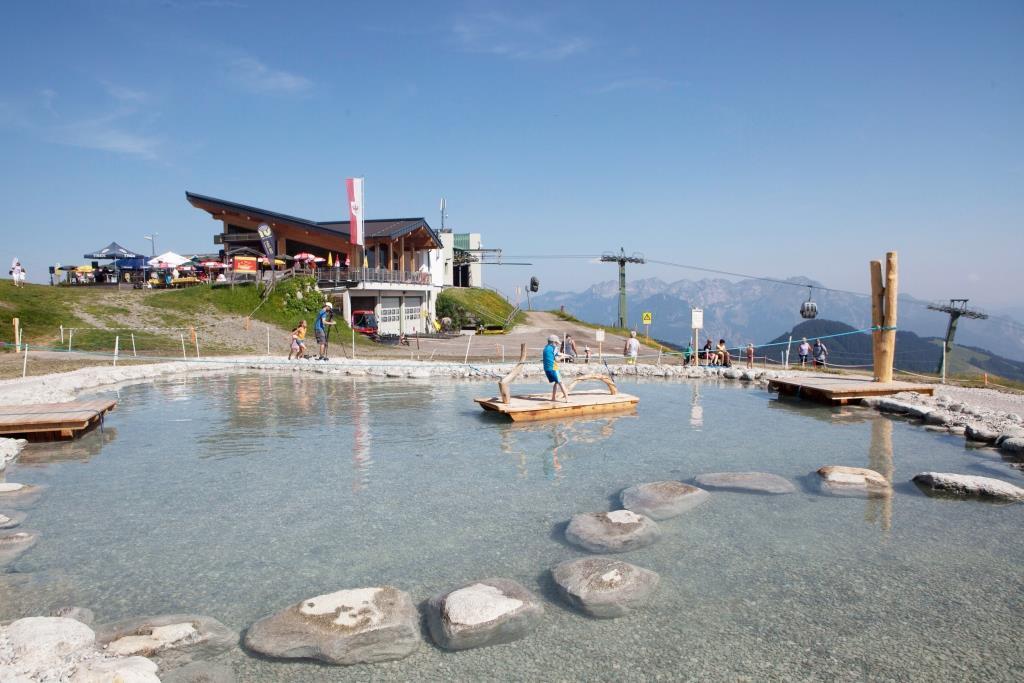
927 299 988 378
600 248 645 329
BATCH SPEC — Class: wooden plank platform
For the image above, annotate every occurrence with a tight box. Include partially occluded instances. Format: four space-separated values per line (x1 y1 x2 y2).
475 390 639 422
767 376 934 406
0 398 117 441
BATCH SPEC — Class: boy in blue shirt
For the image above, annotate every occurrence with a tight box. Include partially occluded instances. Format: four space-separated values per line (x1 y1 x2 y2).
543 334 569 402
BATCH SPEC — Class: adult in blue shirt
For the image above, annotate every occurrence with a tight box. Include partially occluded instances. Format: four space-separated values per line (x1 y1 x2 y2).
543 334 569 402
314 302 335 360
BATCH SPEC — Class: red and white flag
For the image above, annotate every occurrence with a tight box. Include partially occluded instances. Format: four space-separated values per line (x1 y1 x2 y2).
346 177 364 246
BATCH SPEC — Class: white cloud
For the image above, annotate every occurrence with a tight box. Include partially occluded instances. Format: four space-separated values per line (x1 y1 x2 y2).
452 10 589 61
46 111 162 160
227 57 312 94
592 77 679 95
102 81 149 103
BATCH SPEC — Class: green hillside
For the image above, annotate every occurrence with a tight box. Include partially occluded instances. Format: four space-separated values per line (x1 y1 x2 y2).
0 277 369 354
437 287 525 331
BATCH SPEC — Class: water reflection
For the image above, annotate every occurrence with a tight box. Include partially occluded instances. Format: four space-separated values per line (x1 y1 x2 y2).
350 379 372 493
866 417 894 532
497 416 622 481
690 383 703 430
16 428 118 466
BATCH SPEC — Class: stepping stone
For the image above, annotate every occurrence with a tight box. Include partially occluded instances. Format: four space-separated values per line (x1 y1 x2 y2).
620 481 709 520
565 510 661 553
552 557 659 618
0 531 36 565
693 472 795 495
0 483 42 506
912 472 1024 502
0 510 26 529
244 587 420 665
816 466 891 497
427 578 543 651
97 614 235 669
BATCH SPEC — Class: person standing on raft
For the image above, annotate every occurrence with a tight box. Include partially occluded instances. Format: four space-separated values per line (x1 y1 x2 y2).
543 334 569 402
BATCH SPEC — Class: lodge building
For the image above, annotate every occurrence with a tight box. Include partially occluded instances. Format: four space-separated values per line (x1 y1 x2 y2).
186 191 484 335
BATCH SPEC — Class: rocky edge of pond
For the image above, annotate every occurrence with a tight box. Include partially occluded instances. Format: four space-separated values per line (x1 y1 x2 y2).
0 616 161 682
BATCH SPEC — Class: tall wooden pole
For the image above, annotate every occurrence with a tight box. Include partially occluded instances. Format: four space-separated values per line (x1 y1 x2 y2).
870 260 884 380
870 252 898 383
879 251 899 383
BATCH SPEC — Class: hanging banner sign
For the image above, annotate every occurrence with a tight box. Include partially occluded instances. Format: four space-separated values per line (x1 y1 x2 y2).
691 308 703 329
346 177 365 246
233 256 258 272
257 223 276 259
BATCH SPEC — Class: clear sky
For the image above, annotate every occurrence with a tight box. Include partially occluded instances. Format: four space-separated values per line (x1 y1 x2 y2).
2 1 1021 308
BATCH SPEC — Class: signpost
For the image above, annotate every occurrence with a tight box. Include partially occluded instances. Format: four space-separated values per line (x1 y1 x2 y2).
642 311 653 339
595 328 605 360
691 308 703 366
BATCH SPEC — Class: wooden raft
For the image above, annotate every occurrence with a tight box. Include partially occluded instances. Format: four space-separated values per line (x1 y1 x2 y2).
476 343 638 421
768 376 934 406
0 398 117 441
476 388 639 422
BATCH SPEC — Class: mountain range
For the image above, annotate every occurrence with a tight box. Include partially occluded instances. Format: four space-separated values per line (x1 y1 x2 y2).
531 276 1024 362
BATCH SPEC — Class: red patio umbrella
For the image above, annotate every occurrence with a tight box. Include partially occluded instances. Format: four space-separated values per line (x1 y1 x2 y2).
293 252 316 261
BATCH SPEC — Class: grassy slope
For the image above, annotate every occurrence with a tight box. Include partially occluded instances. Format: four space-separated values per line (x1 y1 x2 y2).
549 309 673 352
438 287 525 329
0 277 371 354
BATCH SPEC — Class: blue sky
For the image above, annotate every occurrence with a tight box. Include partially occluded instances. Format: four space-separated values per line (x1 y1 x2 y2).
2 1 1021 308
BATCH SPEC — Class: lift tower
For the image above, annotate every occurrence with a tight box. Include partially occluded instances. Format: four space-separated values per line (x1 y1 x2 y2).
927 299 988 377
600 248 645 329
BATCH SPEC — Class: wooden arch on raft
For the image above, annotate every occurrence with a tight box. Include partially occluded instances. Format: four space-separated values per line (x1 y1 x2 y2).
498 343 619 404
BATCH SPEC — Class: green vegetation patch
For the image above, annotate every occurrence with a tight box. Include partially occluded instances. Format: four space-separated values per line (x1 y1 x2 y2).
438 288 524 331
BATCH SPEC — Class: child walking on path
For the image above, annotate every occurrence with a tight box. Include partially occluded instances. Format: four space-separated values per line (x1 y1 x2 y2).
289 320 308 360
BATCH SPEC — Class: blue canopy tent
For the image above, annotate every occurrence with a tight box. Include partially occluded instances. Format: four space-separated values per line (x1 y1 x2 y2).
83 242 143 287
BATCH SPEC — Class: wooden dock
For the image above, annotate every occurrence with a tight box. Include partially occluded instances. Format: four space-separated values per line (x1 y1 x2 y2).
0 399 117 441
475 390 639 422
767 376 934 406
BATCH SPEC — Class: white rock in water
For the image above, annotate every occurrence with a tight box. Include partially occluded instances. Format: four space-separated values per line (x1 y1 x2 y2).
565 510 662 553
243 586 420 665
4 617 96 672
913 472 1024 502
444 583 524 627
106 622 198 656
817 466 891 497
620 481 710 520
96 614 235 668
0 483 26 493
70 656 160 682
552 557 660 618
427 578 543 651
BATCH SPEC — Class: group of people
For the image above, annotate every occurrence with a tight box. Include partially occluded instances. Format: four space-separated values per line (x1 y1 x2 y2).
797 337 829 368
288 302 336 361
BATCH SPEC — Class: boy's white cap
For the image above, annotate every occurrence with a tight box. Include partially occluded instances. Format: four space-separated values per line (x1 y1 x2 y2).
547 334 559 343
325 302 333 308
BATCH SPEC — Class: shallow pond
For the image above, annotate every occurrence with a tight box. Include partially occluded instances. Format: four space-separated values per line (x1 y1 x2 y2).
2 373 1023 681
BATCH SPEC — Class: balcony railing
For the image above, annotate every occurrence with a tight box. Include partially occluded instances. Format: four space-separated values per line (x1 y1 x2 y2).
316 267 431 288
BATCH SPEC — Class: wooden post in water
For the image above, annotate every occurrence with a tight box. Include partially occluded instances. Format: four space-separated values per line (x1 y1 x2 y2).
869 251 898 383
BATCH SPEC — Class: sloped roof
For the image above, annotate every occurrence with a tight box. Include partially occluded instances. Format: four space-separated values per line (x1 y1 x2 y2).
186 192 440 246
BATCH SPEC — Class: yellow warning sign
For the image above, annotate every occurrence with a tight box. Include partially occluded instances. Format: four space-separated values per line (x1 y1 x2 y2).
641 311 653 325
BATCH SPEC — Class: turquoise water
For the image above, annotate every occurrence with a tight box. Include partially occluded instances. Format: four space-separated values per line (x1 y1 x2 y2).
2 373 1022 681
